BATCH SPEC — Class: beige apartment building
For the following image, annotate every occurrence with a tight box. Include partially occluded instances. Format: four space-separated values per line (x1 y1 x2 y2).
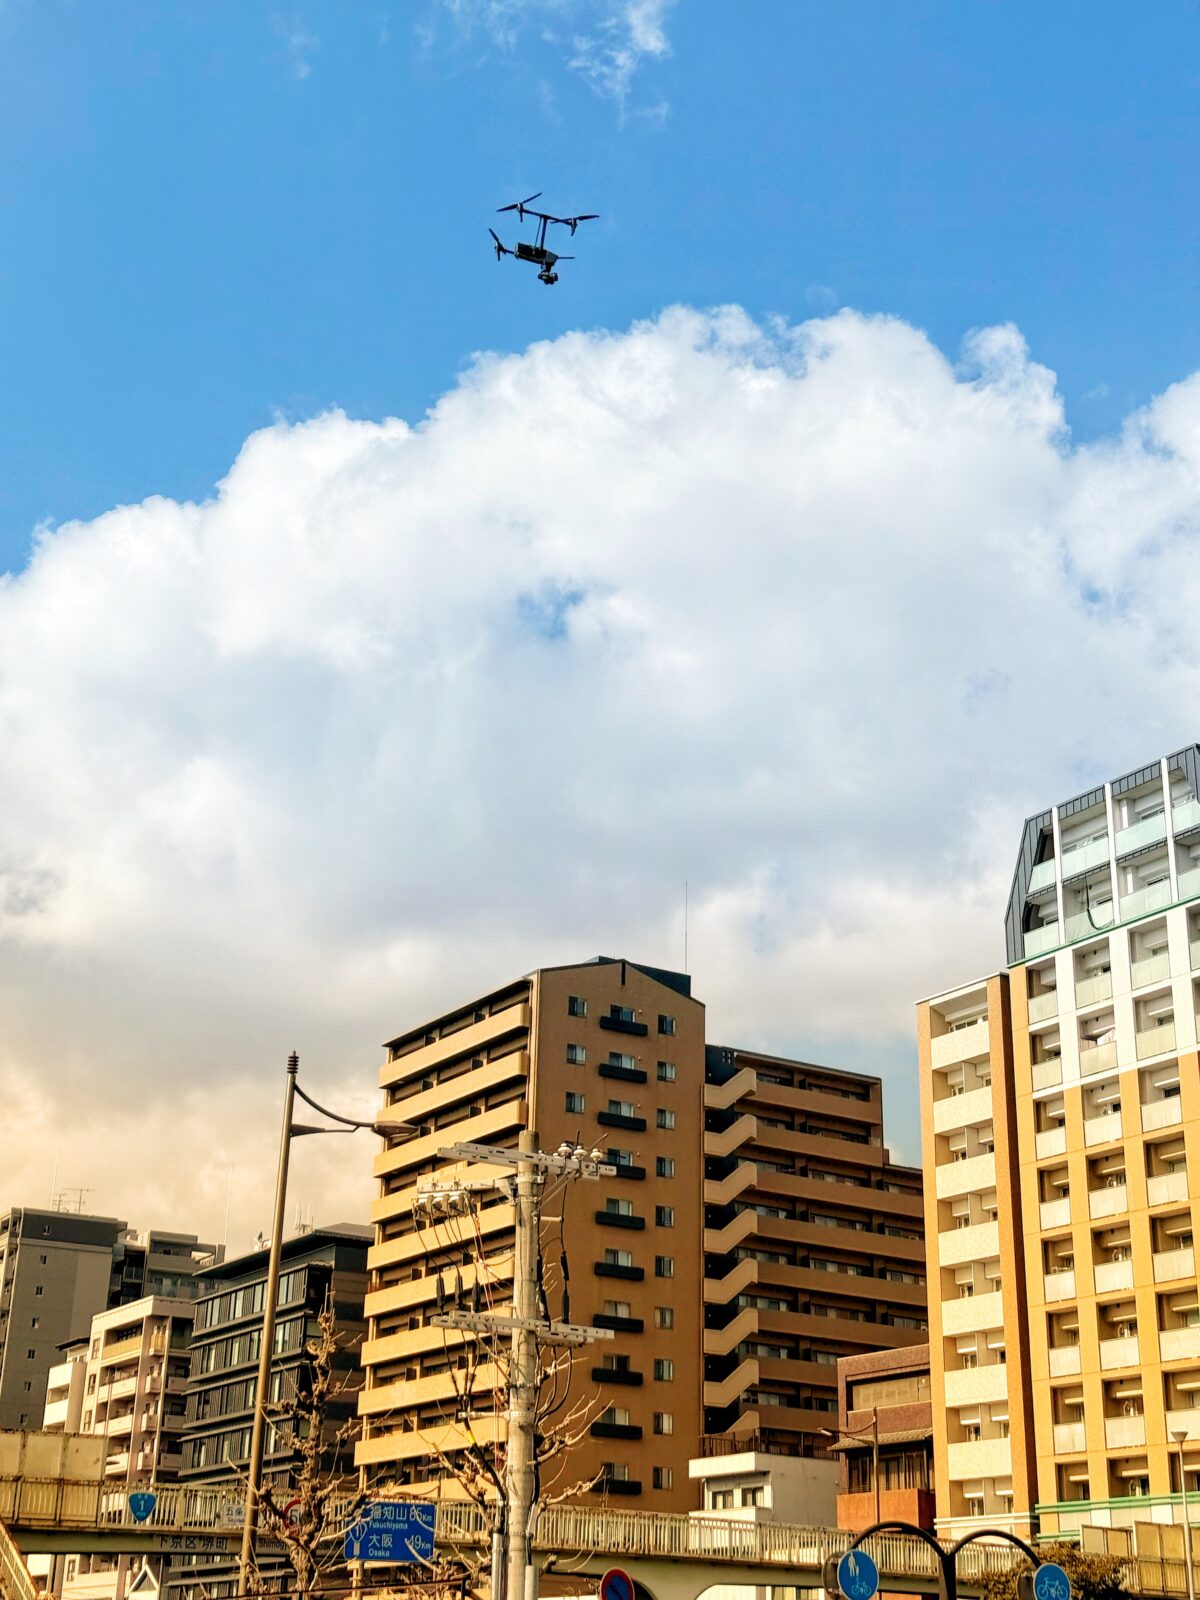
48 1296 194 1600
359 957 925 1514
920 743 1200 1541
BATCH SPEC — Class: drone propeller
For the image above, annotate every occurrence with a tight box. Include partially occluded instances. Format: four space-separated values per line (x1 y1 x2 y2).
497 191 542 217
565 213 599 235
488 227 509 260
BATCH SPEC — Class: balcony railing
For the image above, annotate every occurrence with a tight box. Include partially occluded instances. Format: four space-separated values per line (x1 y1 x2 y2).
1028 860 1057 895
1116 814 1168 858
1060 834 1112 877
1025 923 1061 958
1149 1172 1189 1207
1032 1059 1063 1090
1180 865 1200 901
1028 990 1059 1024
1048 1345 1081 1377
1080 1040 1118 1076
1098 1334 1140 1370
1174 797 1200 836
1088 1184 1128 1220
1094 1259 1134 1293
1039 1198 1071 1230
930 1020 990 1070
1084 1110 1123 1146
1136 1021 1176 1059
1131 952 1172 989
1043 1270 1077 1303
1154 1247 1195 1283
1075 971 1113 1007
1104 1414 1147 1449
1052 1422 1086 1453
1122 880 1173 922
1160 1326 1200 1362
1142 1097 1183 1132
1035 1127 1068 1159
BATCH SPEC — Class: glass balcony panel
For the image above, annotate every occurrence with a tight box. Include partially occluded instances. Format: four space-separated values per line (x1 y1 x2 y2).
1136 1021 1176 1060
1080 1040 1118 1076
1179 865 1200 901
1028 860 1057 896
1065 908 1115 944
1142 1098 1183 1132
1075 972 1113 1008
1024 924 1061 958
1173 797 1200 835
1028 990 1059 1024
1131 953 1171 989
1060 835 1112 877
1191 939 1200 971
1115 814 1168 857
1121 880 1173 922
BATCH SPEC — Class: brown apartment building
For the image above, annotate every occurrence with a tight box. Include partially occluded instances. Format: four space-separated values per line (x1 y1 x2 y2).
358 958 926 1514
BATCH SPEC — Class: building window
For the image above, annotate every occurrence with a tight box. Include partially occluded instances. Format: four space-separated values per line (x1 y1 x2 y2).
655 1206 675 1228
604 1301 631 1318
22 1383 30 1394
603 1249 634 1268
655 1306 674 1329
604 1461 631 1482
657 1061 676 1082
658 1015 676 1036
741 1487 765 1507
34 1287 42 1298
30 1318 38 1330
711 1489 734 1510
567 1044 587 1064
25 1350 35 1360
605 1199 634 1218
653 1412 674 1436
608 1100 636 1117
565 1092 586 1113
654 1358 674 1381
568 996 587 1017
610 1005 636 1025
656 1157 675 1178
653 1467 673 1490
656 1109 676 1130
600 1406 632 1427
38 1255 47 1266
655 1256 674 1279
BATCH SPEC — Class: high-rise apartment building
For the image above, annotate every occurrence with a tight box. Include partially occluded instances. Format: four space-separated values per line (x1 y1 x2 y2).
920 743 1200 1542
358 958 924 1516
0 1209 127 1429
52 1296 194 1600
170 1224 369 1600
109 1231 223 1305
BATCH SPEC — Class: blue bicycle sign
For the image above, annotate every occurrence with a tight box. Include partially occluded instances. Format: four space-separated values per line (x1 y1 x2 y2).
1032 1564 1070 1600
837 1550 880 1600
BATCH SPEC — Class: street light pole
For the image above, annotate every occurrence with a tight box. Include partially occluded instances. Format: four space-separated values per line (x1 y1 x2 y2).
1174 1429 1197 1600
871 1408 880 1528
236 1054 415 1597
238 1052 299 1594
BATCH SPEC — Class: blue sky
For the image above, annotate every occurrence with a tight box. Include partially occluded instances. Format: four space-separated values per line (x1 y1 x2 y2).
1 0 1197 574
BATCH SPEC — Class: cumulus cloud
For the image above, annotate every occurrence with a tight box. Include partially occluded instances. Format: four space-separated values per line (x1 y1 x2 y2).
4 304 1200 1243
430 0 674 117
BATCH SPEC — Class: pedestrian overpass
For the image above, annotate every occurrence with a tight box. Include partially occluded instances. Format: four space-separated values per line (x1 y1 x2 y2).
0 1474 1178 1600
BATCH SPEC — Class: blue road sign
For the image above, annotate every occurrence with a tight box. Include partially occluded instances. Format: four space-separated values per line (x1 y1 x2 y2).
837 1550 880 1600
1033 1564 1071 1600
600 1569 635 1600
344 1502 436 1565
128 1493 156 1525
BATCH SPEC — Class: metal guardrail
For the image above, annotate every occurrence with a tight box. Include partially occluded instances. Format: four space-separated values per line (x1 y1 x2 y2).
0 1516 39 1600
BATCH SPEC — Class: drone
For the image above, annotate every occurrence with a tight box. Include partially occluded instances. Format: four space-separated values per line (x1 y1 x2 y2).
489 193 599 285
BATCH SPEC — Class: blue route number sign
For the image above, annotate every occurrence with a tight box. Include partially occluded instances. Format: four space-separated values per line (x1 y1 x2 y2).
1033 1564 1071 1600
837 1550 880 1600
343 1501 436 1565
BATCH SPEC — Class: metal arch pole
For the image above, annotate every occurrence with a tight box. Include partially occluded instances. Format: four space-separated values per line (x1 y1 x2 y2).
237 1052 298 1592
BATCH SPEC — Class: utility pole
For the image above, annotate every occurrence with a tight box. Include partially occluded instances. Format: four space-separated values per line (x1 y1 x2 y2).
423 1136 614 1600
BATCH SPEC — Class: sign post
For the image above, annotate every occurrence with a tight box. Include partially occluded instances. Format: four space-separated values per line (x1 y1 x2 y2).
343 1502 437 1566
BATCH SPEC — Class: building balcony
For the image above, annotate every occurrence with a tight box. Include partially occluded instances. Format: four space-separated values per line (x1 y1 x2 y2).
1048 1345 1082 1377
1094 1259 1135 1294
1028 990 1059 1025
1132 952 1172 990
1032 1059 1063 1090
596 1212 645 1231
1088 1185 1127 1220
1165 1410 1200 1440
946 1437 1012 1479
1099 1335 1140 1370
1122 880 1173 922
599 1063 647 1083
930 1021 990 1070
1061 835 1113 878
1180 865 1200 901
594 1261 644 1281
1028 859 1057 895
599 1476 642 1496
1105 1415 1147 1449
593 1313 644 1333
610 1162 646 1181
1154 1246 1196 1283
1025 924 1061 959
935 1152 996 1201
838 1488 936 1536
1043 1271 1077 1303
1080 1040 1118 1077
1174 797 1200 836
1052 1422 1086 1453
590 1420 643 1440
592 1367 643 1386
1142 1098 1183 1133
1035 1127 1068 1159
933 1085 994 1134
1137 1021 1176 1060
597 1111 646 1131
1161 1327 1200 1363
1116 814 1168 858
1075 971 1114 1008
1065 909 1110 944
1040 1198 1072 1230
599 1016 649 1038
1084 1110 1123 1147
937 1221 1000 1268
943 1364 1009 1406
941 1291 1004 1334
1149 1172 1189 1207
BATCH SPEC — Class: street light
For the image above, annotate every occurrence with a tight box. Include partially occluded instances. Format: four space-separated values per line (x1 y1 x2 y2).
1174 1429 1197 1600
819 1409 880 1526
237 1052 416 1593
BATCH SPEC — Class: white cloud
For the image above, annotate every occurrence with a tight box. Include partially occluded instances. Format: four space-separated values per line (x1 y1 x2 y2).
274 13 318 79
429 0 674 117
3 304 1200 1239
